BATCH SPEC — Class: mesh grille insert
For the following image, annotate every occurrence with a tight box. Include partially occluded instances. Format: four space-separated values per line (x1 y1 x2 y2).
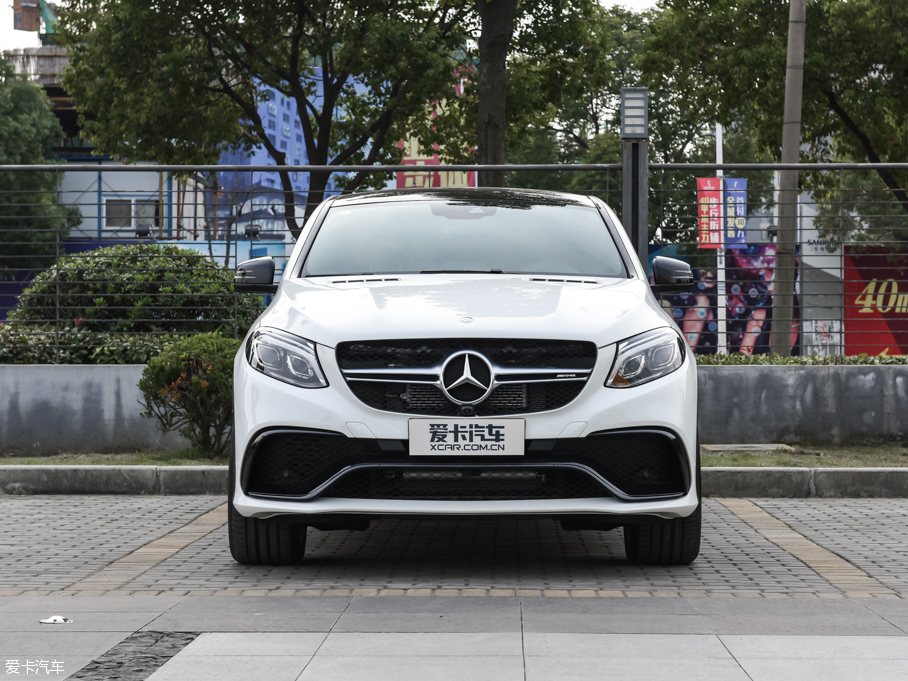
244 431 382 497
321 467 609 500
550 431 687 496
337 339 597 370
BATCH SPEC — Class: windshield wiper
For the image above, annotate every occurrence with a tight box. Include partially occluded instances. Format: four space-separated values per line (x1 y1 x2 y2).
419 269 506 274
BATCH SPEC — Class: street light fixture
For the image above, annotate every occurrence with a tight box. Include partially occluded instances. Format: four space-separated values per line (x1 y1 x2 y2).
620 87 649 139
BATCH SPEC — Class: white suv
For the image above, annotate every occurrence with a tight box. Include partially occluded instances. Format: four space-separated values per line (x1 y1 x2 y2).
230 188 700 566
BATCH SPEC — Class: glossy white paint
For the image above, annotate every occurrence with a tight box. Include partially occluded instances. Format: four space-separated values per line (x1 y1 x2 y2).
257 275 673 348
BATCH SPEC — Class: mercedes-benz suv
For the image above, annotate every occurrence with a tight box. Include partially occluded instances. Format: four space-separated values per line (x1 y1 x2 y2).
230 187 700 566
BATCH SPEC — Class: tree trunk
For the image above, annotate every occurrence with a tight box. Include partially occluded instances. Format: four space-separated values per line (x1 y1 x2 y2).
475 0 518 188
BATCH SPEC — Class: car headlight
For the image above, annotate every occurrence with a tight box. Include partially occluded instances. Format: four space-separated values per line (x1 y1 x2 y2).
246 328 328 388
605 327 686 388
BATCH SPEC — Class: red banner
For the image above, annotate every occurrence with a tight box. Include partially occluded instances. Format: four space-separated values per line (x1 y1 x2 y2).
696 178 722 249
844 247 908 355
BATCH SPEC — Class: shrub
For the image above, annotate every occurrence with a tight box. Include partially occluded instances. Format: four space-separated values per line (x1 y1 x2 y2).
0 323 179 364
138 333 242 458
10 243 262 335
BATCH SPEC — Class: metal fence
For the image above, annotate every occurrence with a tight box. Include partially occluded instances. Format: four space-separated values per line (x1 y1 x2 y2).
1 162 906 362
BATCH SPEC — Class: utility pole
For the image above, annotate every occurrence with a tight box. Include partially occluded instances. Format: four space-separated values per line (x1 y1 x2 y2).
771 0 807 356
620 88 649 267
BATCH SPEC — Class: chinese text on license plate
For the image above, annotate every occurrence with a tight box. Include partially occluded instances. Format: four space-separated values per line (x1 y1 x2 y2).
408 419 525 456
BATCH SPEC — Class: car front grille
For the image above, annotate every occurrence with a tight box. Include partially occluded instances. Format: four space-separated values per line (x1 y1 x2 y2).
242 429 688 501
336 338 596 416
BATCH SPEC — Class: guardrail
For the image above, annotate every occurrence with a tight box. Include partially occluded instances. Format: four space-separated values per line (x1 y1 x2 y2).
2 162 906 361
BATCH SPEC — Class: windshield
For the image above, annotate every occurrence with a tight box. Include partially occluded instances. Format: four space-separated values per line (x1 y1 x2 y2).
302 200 627 278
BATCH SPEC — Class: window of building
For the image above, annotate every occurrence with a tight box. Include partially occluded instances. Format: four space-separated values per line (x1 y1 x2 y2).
135 199 157 232
294 120 301 129
282 126 291 137
280 140 288 150
105 199 131 228
267 120 276 130
283 113 290 123
296 146 303 157
268 103 277 115
268 134 275 144
296 134 302 142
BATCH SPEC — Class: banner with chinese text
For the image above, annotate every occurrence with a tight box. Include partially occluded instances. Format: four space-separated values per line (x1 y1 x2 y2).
696 177 722 248
724 178 747 248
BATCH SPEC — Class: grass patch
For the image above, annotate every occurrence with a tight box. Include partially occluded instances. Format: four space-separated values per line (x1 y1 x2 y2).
702 442 908 467
1 448 226 466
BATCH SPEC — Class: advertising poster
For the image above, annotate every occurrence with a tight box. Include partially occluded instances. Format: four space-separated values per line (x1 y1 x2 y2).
696 178 722 248
724 178 748 248
843 247 908 355
653 244 801 355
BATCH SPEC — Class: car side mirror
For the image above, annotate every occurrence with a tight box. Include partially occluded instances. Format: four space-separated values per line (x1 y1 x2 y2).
651 256 694 294
235 257 278 294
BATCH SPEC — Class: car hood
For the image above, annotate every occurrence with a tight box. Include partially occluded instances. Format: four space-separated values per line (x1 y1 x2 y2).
258 275 672 348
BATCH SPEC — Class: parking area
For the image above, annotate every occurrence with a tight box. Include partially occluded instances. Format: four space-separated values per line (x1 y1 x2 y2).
2 495 908 597
4 496 908 680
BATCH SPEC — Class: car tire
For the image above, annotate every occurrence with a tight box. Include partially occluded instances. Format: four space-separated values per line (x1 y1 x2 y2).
623 442 701 566
623 503 701 565
228 435 307 566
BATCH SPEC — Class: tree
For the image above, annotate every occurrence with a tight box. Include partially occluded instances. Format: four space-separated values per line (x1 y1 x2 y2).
471 0 612 187
0 54 80 274
60 0 474 235
641 0 908 218
507 6 774 255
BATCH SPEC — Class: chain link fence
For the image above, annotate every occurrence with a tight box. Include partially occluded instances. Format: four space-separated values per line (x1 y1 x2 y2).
1 163 906 362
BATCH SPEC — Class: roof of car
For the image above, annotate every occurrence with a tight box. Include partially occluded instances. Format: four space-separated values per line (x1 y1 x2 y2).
330 187 597 207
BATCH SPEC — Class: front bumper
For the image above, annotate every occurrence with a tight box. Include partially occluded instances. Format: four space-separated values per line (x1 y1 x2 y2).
233 341 699 520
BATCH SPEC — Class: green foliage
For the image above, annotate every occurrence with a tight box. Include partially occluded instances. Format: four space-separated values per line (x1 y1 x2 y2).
696 353 908 366
506 5 773 258
138 333 241 458
642 0 908 220
0 54 81 273
0 324 179 364
10 243 262 335
58 0 475 224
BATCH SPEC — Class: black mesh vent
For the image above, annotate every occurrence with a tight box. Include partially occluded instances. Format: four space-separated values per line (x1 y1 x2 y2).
337 339 597 370
244 431 382 497
347 381 584 416
550 431 687 497
321 467 609 500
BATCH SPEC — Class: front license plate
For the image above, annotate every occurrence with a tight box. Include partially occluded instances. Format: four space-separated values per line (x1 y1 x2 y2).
408 418 525 456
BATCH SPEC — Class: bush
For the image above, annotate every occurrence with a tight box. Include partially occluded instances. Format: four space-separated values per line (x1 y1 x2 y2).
138 333 242 458
10 243 262 335
696 353 908 365
0 323 179 364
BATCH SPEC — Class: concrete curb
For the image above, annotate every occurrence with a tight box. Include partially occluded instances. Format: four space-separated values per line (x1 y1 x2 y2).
2 465 908 498
0 465 228 496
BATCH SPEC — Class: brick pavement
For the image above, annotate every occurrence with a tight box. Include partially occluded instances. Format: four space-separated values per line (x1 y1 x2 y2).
6 496 906 596
755 499 908 595
121 499 837 594
0 496 223 593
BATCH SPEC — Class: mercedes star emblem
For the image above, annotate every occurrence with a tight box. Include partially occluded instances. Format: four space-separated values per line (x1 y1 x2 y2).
440 351 494 404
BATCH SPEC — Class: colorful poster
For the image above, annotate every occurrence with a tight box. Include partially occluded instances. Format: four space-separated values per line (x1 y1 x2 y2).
651 244 801 356
724 178 747 248
696 178 722 249
843 247 908 355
